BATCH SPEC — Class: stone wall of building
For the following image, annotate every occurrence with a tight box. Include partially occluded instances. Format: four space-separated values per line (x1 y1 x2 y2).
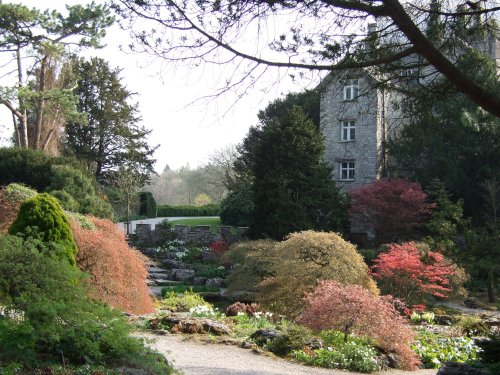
320 71 382 191
135 223 249 246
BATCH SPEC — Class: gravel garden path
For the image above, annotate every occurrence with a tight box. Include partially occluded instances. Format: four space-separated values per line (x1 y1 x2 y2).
143 333 438 375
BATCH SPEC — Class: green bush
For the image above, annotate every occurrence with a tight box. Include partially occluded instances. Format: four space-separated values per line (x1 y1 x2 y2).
9 193 78 266
219 183 253 226
159 290 212 312
265 325 313 356
257 231 379 318
139 191 157 218
156 204 220 217
160 284 220 296
0 148 112 219
49 165 113 218
223 239 277 296
0 234 172 373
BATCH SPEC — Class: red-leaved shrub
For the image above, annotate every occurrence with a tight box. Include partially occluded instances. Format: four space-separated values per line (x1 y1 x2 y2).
71 217 154 314
210 239 230 254
300 280 420 370
371 242 458 305
349 179 435 244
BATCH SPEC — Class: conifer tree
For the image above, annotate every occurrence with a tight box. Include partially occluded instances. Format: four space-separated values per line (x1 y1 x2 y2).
249 106 347 240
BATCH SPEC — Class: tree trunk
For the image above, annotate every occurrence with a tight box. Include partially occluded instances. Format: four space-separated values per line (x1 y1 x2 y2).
487 265 496 303
33 56 48 150
16 45 28 148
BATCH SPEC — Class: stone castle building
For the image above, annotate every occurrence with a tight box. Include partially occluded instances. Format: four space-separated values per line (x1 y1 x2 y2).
320 22 499 191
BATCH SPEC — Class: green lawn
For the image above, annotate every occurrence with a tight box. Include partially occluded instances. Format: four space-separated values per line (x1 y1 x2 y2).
168 217 222 233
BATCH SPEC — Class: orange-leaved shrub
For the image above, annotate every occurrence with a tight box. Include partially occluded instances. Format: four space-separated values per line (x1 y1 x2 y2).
71 216 154 314
257 231 379 318
300 280 420 370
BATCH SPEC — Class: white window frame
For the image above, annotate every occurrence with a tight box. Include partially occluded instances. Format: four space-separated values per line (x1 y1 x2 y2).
339 161 355 181
341 120 356 141
343 79 359 101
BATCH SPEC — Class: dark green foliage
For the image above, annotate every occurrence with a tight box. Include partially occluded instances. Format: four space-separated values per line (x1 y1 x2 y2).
265 325 313 356
388 61 500 222
0 235 135 366
424 179 467 254
49 164 113 218
65 57 157 185
257 90 320 129
139 191 157 218
8 193 78 266
156 204 220 217
0 148 112 218
477 333 500 364
219 182 253 226
249 106 348 239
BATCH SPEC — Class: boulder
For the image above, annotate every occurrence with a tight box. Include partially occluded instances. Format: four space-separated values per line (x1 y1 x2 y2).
206 277 226 287
435 315 454 326
464 297 480 309
437 362 488 375
161 259 188 269
193 277 208 285
171 269 195 281
250 329 280 346
169 317 231 335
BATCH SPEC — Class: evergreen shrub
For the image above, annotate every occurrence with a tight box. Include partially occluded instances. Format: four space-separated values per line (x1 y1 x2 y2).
0 148 112 218
219 183 253 226
0 234 169 372
9 193 78 266
139 191 157 218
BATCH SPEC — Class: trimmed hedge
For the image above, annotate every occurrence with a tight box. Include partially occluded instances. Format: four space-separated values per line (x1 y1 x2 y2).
156 204 219 217
139 192 157 218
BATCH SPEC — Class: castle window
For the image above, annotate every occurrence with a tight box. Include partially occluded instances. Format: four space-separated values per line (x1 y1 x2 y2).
341 120 356 141
343 79 359 100
340 161 355 181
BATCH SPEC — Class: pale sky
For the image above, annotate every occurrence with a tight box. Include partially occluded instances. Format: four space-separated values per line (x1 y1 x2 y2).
0 0 315 172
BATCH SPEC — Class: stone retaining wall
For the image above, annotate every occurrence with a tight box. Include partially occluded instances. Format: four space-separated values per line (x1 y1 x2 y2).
135 224 249 246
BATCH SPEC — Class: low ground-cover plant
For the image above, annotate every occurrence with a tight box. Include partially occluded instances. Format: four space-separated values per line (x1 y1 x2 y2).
160 284 220 296
300 280 420 370
291 340 380 373
411 329 481 368
71 217 154 315
160 290 212 312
